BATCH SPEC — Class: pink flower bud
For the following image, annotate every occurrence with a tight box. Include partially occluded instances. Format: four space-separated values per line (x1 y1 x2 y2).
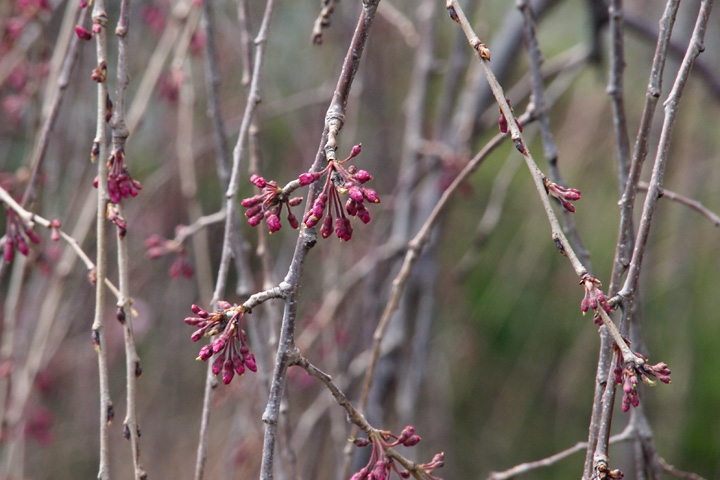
75 25 92 40
197 345 213 361
350 144 362 158
287 212 299 230
354 170 373 183
266 214 281 233
362 187 380 204
348 186 364 202
217 300 232 310
498 115 509 133
92 23 101 34
244 353 257 372
244 204 262 218
222 359 234 384
212 355 224 375
233 354 245 376
298 172 320 186
250 174 266 188
241 194 262 208
321 215 333 239
248 212 264 227
288 197 303 207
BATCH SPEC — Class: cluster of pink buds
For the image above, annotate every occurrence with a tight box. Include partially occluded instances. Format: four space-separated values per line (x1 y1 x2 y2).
614 351 671 412
3 209 40 263
185 302 257 385
93 149 142 205
242 175 303 234
498 98 522 134
349 426 444 480
580 274 611 316
145 234 194 279
301 144 379 241
544 177 581 213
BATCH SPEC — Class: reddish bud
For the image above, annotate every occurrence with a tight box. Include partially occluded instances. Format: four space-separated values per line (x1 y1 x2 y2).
250 174 266 188
75 25 92 40
298 172 321 186
266 214 281 233
244 353 257 372
354 170 372 183
212 355 224 375
321 215 333 239
217 300 232 310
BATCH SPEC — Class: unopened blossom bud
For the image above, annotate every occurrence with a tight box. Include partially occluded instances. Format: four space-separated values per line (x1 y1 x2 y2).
197 345 213 361
403 434 421 447
298 172 321 186
350 144 362 158
24 226 41 244
350 467 369 480
222 358 234 384
356 204 371 224
353 437 371 447
321 214 333 239
250 174 266 188
244 353 257 372
348 186 364 202
92 23 101 34
362 187 380 204
248 212 263 227
346 199 358 216
217 300 232 310
266 214 282 233
16 236 29 256
50 219 61 242
212 355 224 375
4 237 14 263
241 194 263 208
288 197 303 207
287 212 299 229
212 337 226 354
75 25 92 40
233 354 245 376
245 204 262 218
498 114 509 134
354 170 372 183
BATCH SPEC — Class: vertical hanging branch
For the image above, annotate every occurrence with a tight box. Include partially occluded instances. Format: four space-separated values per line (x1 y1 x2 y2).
607 0 632 192
258 2 380 479
193 1 277 479
90 1 112 479
110 0 146 478
593 1 714 475
585 3 680 478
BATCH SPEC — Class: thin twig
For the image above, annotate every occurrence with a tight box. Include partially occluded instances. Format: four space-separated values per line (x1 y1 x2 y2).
595 0 714 473
258 2 380 479
638 182 720 227
659 457 708 480
355 128 510 423
589 2 681 478
110 0 146 476
487 426 634 480
290 352 437 480
0 186 121 298
194 0 277 478
90 0 113 478
607 0 632 191
615 0 714 303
